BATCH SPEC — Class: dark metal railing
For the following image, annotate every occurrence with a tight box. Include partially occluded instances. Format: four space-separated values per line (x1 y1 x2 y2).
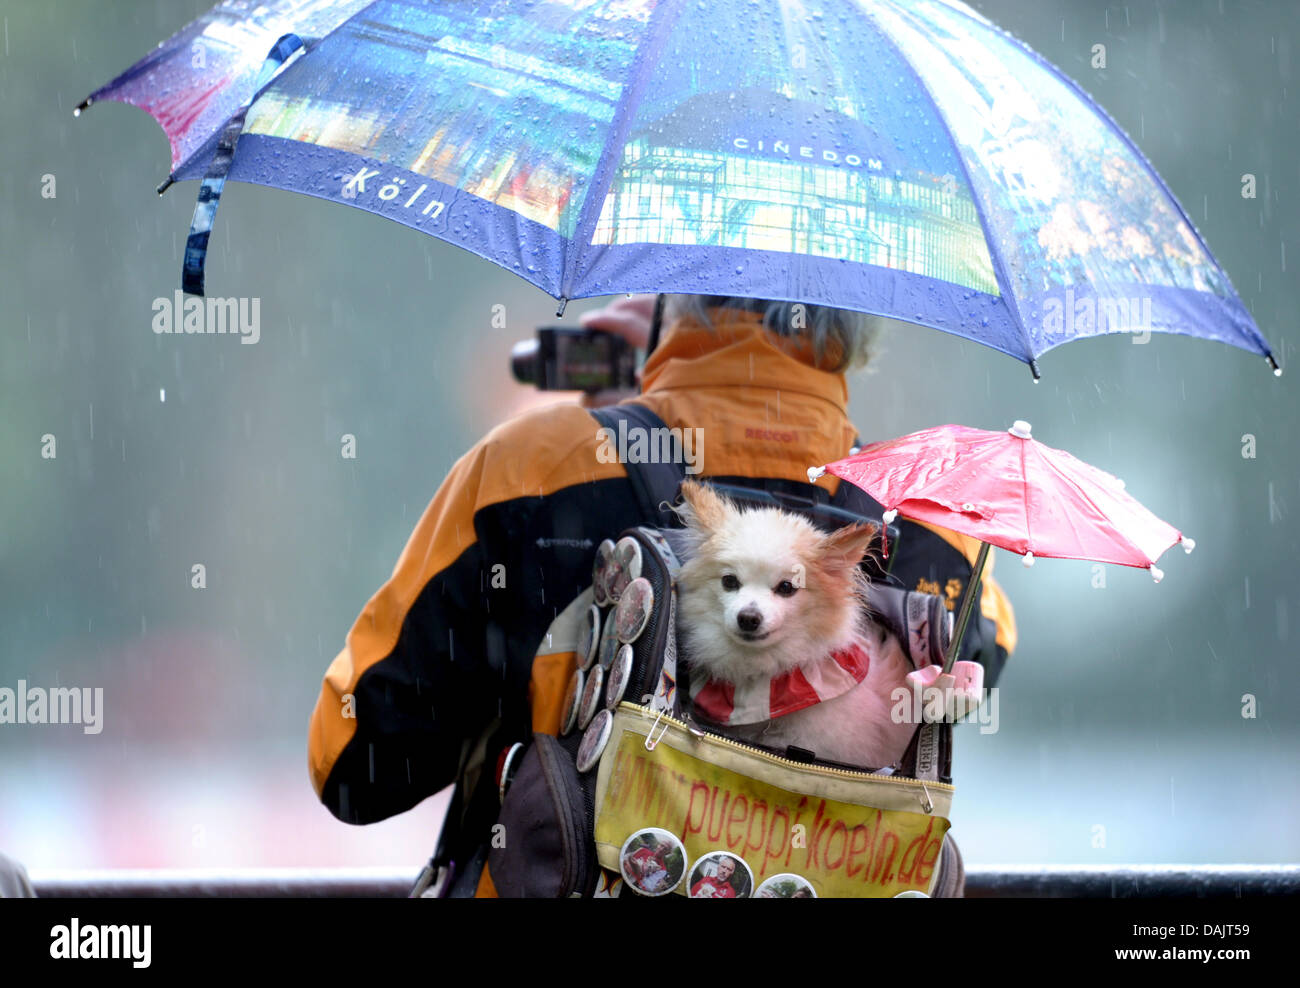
27 865 1300 898
961 865 1300 898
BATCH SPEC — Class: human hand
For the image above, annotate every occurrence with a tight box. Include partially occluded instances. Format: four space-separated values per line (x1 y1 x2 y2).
576 294 655 408
579 293 656 349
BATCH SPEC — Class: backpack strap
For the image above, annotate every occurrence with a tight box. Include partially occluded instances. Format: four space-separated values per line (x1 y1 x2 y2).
590 403 687 528
871 585 955 786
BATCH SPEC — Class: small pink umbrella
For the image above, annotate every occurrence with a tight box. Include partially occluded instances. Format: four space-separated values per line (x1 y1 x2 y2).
809 421 1194 674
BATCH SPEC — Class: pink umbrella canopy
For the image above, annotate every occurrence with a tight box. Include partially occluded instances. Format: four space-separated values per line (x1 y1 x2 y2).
811 421 1193 580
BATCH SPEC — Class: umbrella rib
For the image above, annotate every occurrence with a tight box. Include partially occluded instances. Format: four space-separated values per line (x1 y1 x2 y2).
559 1 687 301
1020 433 1032 556
861 2 1037 369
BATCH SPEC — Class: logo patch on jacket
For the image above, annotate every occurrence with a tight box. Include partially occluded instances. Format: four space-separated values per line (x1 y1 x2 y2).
744 426 800 443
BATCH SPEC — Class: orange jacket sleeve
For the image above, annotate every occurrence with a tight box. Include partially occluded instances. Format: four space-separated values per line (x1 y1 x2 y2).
308 401 626 823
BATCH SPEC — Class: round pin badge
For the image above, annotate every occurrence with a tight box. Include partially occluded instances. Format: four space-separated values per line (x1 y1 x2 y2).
576 604 601 672
597 613 621 670
606 643 634 709
593 539 616 606
618 827 687 897
687 851 754 899
495 742 526 805
576 708 613 773
609 536 642 600
755 874 818 899
614 576 654 643
577 663 604 730
605 550 627 604
560 667 584 736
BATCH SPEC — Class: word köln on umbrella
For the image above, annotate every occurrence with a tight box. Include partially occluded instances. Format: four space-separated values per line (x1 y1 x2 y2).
151 290 261 344
341 166 447 219
1041 288 1153 342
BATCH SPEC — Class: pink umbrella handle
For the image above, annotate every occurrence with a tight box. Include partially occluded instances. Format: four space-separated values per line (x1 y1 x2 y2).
944 541 991 674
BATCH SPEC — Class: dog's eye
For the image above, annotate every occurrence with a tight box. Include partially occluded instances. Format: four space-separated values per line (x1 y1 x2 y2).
721 574 740 591
774 580 798 597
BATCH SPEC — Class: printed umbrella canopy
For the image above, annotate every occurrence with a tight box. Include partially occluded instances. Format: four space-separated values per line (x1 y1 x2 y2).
80 0 1277 377
809 420 1193 669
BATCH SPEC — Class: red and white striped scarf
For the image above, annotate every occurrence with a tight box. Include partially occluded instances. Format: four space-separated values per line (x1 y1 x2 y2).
689 641 872 727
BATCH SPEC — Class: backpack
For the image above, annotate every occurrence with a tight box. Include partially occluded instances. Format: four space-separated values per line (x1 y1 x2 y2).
467 404 967 898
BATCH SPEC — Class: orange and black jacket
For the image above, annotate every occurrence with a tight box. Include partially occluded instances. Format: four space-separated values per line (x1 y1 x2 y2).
308 308 1018 833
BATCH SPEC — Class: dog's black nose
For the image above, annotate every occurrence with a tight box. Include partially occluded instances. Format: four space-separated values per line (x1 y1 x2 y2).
737 609 762 633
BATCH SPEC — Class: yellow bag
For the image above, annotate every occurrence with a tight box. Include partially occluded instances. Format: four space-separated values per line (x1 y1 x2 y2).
593 703 954 898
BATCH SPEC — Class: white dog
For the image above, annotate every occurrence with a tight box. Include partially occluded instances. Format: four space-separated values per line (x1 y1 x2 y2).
674 481 915 770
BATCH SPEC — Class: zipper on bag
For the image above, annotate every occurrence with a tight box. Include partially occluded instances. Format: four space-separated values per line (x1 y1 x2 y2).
617 701 954 795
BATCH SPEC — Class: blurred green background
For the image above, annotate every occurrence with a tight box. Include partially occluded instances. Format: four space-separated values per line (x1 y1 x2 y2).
0 0 1295 871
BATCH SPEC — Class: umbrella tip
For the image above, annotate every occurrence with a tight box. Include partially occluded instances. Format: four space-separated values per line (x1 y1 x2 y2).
1267 354 1282 377
1182 536 1196 554
807 466 827 482
555 297 568 317
73 97 91 117
1029 358 1041 382
1022 550 1035 567
1009 420 1033 439
156 176 175 196
882 508 898 524
1150 564 1164 583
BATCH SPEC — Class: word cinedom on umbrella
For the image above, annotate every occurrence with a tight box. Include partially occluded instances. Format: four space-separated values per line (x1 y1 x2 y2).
730 137 884 170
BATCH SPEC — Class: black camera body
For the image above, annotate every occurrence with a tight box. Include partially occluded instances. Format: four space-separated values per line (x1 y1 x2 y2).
511 327 638 393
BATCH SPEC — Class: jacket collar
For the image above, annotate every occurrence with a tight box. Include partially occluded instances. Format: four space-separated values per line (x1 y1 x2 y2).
640 308 850 415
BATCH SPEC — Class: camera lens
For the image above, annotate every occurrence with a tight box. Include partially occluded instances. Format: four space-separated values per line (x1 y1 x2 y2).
511 339 539 385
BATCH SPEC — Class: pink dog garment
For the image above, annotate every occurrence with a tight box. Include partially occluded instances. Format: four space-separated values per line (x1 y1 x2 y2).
690 641 872 726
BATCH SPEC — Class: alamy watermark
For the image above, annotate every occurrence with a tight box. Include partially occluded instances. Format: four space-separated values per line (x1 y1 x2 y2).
50 919 150 968
1042 288 1153 344
152 290 260 344
890 685 999 735
596 420 704 475
0 681 103 735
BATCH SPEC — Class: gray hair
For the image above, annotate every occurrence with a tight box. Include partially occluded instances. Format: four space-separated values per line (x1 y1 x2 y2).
661 294 882 371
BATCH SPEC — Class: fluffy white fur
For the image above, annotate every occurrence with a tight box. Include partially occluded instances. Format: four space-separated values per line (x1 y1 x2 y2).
674 481 915 770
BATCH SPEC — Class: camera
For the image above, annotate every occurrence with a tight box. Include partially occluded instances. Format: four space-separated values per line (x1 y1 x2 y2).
511 327 638 393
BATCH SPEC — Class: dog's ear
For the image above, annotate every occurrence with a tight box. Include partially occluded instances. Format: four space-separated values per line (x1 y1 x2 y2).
676 480 729 533
820 522 877 574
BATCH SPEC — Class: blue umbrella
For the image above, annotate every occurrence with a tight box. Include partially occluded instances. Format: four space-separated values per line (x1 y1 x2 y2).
79 0 1277 378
